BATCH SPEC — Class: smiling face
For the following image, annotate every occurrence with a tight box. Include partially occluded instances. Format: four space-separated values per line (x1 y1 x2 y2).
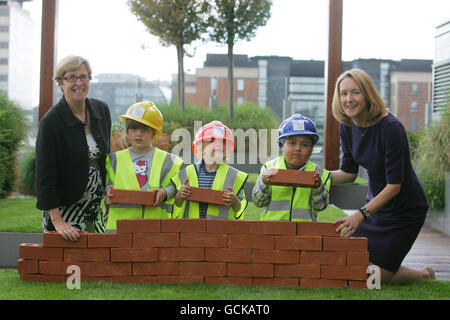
58 64 91 105
339 77 370 124
200 138 228 165
281 135 314 169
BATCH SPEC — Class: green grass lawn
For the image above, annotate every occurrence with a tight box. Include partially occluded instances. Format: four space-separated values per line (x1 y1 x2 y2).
0 268 448 300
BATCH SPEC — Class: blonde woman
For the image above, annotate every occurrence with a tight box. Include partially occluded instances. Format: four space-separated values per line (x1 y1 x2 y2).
331 69 435 284
35 56 111 240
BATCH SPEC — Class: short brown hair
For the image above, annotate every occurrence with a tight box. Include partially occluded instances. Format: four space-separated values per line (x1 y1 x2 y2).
332 68 388 125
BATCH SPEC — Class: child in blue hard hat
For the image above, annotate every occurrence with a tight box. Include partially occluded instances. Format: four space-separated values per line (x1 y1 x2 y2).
252 114 331 221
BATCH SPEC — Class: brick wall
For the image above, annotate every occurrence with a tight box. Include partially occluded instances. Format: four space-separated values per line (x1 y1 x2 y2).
18 219 369 289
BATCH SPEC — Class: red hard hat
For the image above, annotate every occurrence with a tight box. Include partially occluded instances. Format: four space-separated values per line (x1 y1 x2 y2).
192 121 235 156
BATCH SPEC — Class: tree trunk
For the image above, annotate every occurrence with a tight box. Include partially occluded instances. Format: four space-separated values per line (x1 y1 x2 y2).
176 44 185 112
227 43 234 119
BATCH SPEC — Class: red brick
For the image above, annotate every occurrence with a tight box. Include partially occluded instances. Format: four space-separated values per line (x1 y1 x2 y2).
39 261 86 275
300 278 347 288
84 262 132 276
253 249 299 264
64 248 110 262
227 263 273 277
20 273 65 283
186 187 228 206
228 234 274 249
88 233 120 247
158 247 204 261
113 275 203 284
116 219 161 234
180 262 226 276
321 265 368 281
348 280 368 289
205 248 251 262
268 169 316 188
323 237 368 252
205 276 252 286
19 243 62 261
207 220 251 234
300 251 346 265
109 188 156 206
133 262 179 276
297 222 341 237
118 233 133 248
248 220 296 235
275 236 322 250
111 248 157 262
161 219 206 233
17 259 38 274
180 233 227 248
252 277 299 287
43 232 88 248
274 264 320 278
347 252 370 266
133 233 179 248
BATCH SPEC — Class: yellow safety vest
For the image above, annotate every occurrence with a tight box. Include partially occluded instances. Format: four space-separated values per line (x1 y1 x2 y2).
105 147 183 229
260 157 331 221
172 163 248 220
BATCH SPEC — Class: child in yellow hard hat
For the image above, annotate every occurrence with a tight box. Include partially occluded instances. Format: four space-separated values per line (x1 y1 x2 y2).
104 101 183 230
172 121 248 219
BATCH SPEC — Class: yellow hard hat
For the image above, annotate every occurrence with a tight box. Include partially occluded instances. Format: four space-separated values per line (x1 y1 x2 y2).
121 101 163 139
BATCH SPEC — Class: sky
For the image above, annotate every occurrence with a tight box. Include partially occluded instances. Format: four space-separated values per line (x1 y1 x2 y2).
23 0 450 106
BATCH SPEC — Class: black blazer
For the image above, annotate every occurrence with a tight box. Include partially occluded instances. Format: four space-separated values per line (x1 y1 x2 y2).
35 96 111 210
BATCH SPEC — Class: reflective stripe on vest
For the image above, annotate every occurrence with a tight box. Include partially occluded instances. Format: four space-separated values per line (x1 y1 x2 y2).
260 157 330 222
105 148 182 229
172 163 248 220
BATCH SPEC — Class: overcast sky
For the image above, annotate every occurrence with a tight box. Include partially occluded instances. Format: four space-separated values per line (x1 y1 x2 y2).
24 0 450 106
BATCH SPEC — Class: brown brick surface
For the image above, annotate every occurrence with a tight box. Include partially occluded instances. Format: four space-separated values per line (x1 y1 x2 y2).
17 259 38 274
274 264 321 278
39 261 86 275
268 169 317 188
300 251 346 265
346 251 370 266
84 262 132 276
19 243 62 261
323 237 368 252
20 273 66 283
109 188 156 206
88 233 120 247
227 263 273 277
161 219 206 233
43 232 88 248
248 221 296 235
321 265 368 281
111 248 158 262
64 248 110 262
180 232 227 248
133 262 180 276
116 219 160 233
275 235 322 250
253 249 299 264
180 262 226 276
207 220 251 234
133 232 179 248
205 248 251 262
297 222 341 236
228 234 274 249
158 247 204 261
186 187 228 206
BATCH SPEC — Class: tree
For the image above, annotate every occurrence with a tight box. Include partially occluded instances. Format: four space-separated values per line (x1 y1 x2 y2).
208 0 272 118
128 0 209 111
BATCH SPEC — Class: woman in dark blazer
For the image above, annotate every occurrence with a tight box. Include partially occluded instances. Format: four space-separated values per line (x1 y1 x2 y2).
35 56 111 241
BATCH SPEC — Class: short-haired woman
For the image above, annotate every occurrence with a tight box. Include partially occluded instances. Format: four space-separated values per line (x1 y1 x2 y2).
331 68 435 284
35 55 111 241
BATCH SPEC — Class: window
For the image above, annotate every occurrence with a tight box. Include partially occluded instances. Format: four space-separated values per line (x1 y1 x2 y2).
237 79 244 91
410 119 417 132
236 96 244 106
411 84 418 95
410 101 418 113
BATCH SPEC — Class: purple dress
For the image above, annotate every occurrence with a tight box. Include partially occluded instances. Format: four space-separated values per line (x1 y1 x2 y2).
339 113 428 272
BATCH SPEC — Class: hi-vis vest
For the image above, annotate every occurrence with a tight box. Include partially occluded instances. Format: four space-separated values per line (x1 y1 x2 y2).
260 157 331 222
105 148 183 230
172 162 248 220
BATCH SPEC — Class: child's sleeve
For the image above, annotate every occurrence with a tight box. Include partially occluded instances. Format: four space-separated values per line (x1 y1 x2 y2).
310 180 329 211
252 166 271 208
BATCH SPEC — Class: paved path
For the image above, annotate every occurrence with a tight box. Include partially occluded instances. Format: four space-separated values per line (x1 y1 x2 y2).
402 225 450 281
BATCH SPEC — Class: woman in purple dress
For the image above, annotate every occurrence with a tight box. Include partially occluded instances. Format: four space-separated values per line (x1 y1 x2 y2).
331 69 435 284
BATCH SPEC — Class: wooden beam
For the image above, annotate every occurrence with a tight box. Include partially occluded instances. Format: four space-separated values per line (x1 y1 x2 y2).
38 0 58 121
323 0 343 171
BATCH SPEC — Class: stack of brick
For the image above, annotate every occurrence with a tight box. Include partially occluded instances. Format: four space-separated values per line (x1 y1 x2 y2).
18 219 369 288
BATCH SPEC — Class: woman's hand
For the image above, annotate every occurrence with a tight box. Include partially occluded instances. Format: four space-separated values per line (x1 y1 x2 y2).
333 211 365 237
49 208 80 242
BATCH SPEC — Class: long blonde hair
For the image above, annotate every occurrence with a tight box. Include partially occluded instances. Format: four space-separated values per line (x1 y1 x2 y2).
332 68 388 125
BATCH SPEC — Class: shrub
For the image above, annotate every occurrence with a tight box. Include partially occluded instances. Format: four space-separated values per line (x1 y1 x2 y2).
0 93 28 198
18 149 36 196
413 104 450 210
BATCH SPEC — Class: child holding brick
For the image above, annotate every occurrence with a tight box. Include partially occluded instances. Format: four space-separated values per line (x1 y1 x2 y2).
252 114 331 221
172 121 248 219
104 101 183 230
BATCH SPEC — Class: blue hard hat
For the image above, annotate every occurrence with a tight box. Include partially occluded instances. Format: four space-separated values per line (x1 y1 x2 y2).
277 114 319 147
